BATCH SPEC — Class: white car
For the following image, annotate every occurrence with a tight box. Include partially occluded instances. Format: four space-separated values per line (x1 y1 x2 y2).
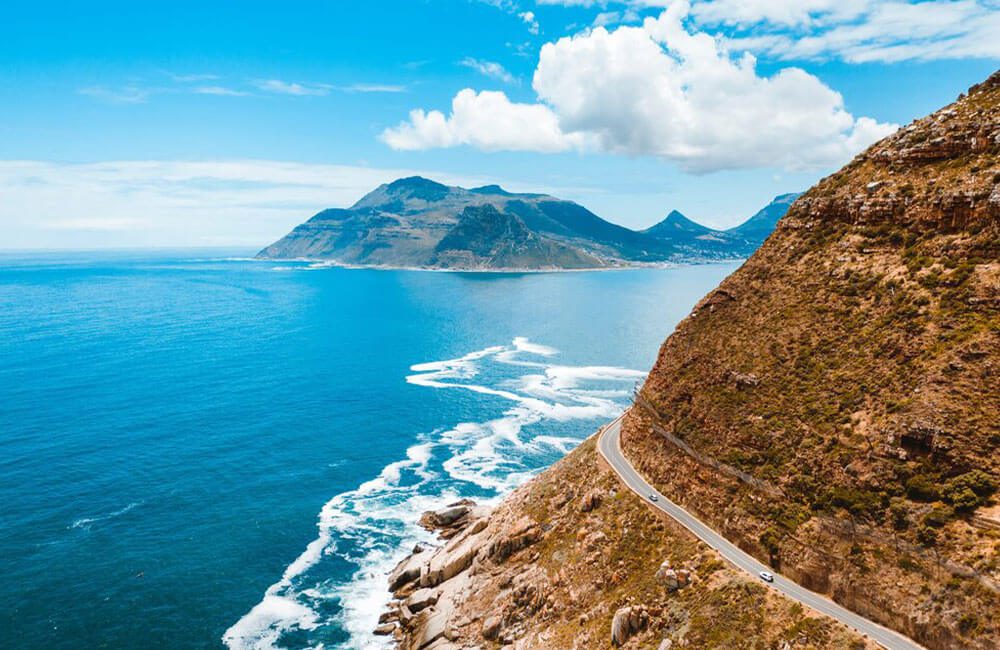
648 493 659 502
759 571 775 582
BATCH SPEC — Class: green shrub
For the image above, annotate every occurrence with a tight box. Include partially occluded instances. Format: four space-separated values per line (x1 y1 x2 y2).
906 475 941 502
916 524 938 547
923 505 954 528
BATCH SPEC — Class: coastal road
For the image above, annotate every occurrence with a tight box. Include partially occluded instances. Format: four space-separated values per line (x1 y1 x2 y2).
598 414 924 650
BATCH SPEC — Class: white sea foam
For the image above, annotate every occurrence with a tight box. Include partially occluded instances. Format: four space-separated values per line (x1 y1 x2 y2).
69 501 142 530
224 337 642 649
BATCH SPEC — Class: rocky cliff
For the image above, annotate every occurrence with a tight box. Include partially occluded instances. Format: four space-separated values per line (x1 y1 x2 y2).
383 71 1000 649
256 178 796 270
625 72 1000 649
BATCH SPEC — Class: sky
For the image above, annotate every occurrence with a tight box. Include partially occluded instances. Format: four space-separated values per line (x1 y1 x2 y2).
1 0 998 249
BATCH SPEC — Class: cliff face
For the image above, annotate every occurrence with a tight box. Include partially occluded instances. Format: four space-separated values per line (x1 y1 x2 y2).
626 73 1000 648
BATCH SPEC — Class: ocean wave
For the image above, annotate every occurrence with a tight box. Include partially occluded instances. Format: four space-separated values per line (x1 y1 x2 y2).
69 501 143 531
223 338 642 649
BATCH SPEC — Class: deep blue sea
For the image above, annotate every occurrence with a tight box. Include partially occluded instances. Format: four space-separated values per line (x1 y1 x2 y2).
0 251 736 649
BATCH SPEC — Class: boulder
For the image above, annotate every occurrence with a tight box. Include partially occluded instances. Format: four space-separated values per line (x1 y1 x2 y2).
488 517 542 562
406 587 439 613
579 489 603 512
421 526 485 587
374 622 396 636
611 605 649 647
389 549 434 591
419 610 450 648
481 614 501 640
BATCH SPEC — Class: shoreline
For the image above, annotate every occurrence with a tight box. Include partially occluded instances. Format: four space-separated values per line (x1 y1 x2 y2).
253 256 747 274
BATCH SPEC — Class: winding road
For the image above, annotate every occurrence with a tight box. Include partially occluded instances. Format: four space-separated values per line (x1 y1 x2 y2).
598 413 924 650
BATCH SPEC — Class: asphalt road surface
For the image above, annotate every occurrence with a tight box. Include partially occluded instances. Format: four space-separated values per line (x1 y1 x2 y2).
597 413 924 650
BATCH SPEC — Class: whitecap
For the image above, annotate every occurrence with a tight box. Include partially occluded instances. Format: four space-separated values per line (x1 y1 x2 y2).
69 501 142 531
225 337 641 649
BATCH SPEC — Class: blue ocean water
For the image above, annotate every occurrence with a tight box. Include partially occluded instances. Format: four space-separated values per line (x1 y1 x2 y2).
0 252 736 649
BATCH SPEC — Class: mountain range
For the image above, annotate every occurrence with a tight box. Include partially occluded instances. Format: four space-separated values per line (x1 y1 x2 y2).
257 177 799 269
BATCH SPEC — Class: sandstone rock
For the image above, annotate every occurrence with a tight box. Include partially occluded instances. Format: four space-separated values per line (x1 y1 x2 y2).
481 614 501 640
611 605 649 647
406 587 440 613
419 609 450 648
390 548 435 591
374 622 396 636
579 489 604 512
488 517 542 562
656 561 692 592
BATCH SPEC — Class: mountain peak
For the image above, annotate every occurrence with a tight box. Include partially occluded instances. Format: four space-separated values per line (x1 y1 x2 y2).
643 209 714 239
384 176 451 199
469 184 512 196
726 192 802 245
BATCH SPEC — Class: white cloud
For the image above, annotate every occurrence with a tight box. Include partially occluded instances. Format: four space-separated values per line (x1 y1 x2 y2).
539 1 1000 62
194 86 251 96
0 160 508 249
381 89 589 153
254 79 332 96
381 2 896 172
459 57 518 84
338 83 407 93
519 10 541 34
696 0 1000 62
691 0 869 28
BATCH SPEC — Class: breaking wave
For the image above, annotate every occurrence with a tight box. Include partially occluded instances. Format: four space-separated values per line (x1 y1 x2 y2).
223 338 643 649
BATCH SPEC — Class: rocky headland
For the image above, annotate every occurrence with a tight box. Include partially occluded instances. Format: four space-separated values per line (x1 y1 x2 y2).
380 70 1000 649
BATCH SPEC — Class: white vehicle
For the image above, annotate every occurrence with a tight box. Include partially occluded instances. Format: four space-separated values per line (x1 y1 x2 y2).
759 571 774 582
648 493 659 502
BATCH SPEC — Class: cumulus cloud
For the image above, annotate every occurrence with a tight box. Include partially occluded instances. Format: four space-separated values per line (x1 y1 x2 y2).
380 89 589 153
381 2 896 172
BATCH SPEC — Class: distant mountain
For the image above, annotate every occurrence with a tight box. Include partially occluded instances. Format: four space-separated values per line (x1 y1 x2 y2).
642 209 714 240
726 192 801 248
257 177 799 269
642 194 801 256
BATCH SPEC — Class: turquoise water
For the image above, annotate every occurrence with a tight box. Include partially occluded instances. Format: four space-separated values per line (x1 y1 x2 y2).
0 252 736 649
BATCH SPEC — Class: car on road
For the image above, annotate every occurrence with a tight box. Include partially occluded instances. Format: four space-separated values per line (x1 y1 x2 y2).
648 493 659 502
759 571 774 582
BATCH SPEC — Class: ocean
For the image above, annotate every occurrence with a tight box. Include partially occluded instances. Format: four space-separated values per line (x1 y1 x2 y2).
0 251 737 649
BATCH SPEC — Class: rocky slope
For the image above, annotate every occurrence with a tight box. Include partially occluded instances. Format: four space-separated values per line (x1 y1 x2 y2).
625 72 1000 649
257 178 796 270
380 437 874 649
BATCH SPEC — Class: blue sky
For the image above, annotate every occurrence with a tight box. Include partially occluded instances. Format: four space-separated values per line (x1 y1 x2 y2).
1 1 998 249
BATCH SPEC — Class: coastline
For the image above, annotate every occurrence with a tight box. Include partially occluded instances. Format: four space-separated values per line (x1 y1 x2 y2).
251 256 747 274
